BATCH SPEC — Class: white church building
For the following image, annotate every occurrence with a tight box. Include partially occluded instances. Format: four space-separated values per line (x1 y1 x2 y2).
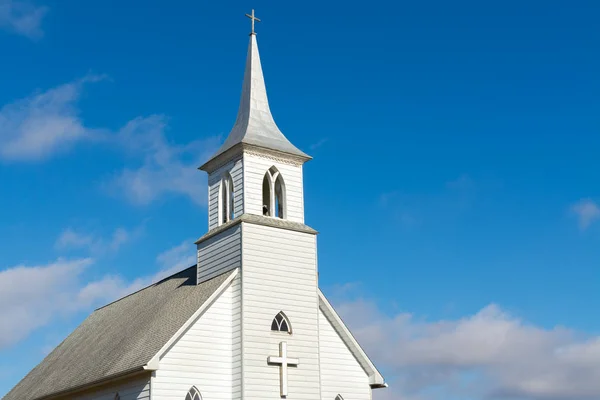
5 12 386 400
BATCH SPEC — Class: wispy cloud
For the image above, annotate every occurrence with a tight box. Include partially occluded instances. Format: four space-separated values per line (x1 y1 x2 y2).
445 174 474 190
55 225 143 254
0 75 105 162
0 238 196 349
330 291 600 400
570 199 600 230
310 137 328 151
105 116 221 206
0 0 47 39
1 76 220 205
0 258 94 348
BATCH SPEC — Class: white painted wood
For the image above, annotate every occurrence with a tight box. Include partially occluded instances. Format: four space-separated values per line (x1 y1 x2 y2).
152 276 240 400
319 309 371 400
231 271 242 400
242 152 305 223
267 341 299 397
319 291 385 386
197 225 241 284
241 223 320 400
68 376 150 400
208 158 244 230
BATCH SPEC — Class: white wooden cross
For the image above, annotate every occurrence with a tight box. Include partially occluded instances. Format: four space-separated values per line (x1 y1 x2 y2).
245 9 261 35
267 341 299 397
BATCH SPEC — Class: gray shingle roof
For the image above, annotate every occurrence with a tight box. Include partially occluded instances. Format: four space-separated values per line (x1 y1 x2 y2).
4 267 233 400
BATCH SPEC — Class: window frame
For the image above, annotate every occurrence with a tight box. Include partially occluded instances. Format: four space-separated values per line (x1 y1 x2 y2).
271 311 292 334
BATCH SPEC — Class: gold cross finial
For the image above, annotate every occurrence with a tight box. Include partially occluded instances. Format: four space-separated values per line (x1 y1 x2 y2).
245 9 261 35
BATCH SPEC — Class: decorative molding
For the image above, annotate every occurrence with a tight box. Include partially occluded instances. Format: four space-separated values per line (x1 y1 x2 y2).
243 146 305 167
195 213 317 245
200 143 308 173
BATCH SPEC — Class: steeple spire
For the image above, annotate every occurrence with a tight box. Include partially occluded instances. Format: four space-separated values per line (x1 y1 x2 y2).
201 12 310 169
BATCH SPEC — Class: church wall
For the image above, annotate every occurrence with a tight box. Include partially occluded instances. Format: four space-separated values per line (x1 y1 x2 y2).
242 152 305 223
197 224 242 284
241 223 320 400
67 375 150 400
319 310 371 400
208 157 244 230
151 277 237 400
231 271 243 400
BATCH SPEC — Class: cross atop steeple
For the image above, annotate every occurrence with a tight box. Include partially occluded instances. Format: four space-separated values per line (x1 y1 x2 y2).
245 9 261 35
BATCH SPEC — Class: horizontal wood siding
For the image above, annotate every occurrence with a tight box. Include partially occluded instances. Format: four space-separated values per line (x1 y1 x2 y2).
197 225 241 284
208 158 244 230
152 279 237 400
232 273 242 400
243 153 304 223
319 310 371 400
68 376 150 400
241 223 319 400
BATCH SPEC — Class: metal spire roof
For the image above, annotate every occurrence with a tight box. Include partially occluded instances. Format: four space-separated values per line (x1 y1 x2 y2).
204 33 310 165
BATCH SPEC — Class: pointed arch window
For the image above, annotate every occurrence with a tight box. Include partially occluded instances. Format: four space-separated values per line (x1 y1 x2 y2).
271 311 292 333
335 395 344 400
185 387 202 400
220 173 235 225
262 166 286 219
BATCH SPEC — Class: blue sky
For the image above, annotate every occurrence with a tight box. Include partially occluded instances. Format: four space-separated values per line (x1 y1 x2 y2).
1 0 599 399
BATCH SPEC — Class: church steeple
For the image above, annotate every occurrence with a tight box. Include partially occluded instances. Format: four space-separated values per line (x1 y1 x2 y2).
201 14 310 171
201 12 311 230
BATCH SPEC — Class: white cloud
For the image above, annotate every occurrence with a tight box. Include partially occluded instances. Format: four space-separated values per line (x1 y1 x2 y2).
0 75 104 162
0 238 196 349
333 296 600 400
55 225 142 254
106 115 221 206
571 199 600 230
1 76 220 205
0 258 96 348
0 0 47 39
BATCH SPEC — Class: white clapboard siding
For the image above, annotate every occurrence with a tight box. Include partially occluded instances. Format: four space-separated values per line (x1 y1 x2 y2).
208 158 244 230
241 223 320 399
319 310 371 400
152 278 238 400
242 152 305 223
231 272 242 400
69 376 150 400
197 225 241 284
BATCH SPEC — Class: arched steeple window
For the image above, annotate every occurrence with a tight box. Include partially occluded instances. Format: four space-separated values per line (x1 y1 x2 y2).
335 395 344 400
220 173 235 225
185 387 202 400
271 311 292 333
262 166 286 219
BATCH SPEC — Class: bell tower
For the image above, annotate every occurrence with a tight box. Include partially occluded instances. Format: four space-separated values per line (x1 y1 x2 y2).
199 14 311 231
195 11 321 400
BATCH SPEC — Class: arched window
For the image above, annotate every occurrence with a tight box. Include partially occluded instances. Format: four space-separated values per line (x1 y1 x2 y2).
220 173 235 225
262 166 286 219
274 174 285 218
262 172 271 216
335 395 344 400
271 311 292 333
227 173 234 221
185 386 202 400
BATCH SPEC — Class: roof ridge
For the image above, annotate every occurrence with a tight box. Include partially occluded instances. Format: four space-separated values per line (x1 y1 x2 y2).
94 264 197 311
